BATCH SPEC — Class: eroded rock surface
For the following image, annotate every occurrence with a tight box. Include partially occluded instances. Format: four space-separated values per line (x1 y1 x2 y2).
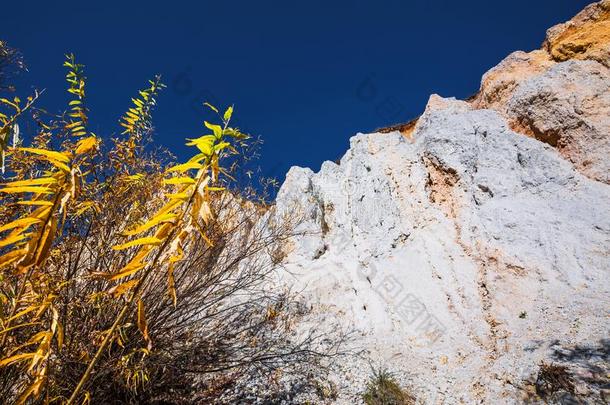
545 0 610 66
472 0 610 184
271 2 610 403
274 96 609 403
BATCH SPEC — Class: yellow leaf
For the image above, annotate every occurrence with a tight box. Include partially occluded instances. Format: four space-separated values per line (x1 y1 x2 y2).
187 153 207 164
47 159 71 173
34 216 57 266
223 106 233 121
75 201 98 216
204 121 222 138
108 278 139 296
0 98 18 109
51 307 63 350
0 186 52 194
0 352 35 367
19 147 71 163
0 321 40 336
163 177 195 186
31 206 53 220
166 192 189 201
185 135 215 155
153 222 174 240
125 173 144 182
1 177 57 187
112 237 163 251
16 376 45 404
167 247 183 307
0 248 27 269
65 121 82 129
132 245 154 263
123 213 177 236
137 299 150 343
203 102 219 113
16 201 54 207
104 246 153 279
165 162 203 173
75 136 98 154
56 320 64 351
199 200 212 225
28 330 50 344
0 231 28 248
167 264 177 307
0 217 41 234
156 199 183 217
106 262 146 281
191 192 202 226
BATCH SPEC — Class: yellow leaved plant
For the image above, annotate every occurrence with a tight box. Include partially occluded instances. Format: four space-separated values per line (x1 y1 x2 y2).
0 50 256 404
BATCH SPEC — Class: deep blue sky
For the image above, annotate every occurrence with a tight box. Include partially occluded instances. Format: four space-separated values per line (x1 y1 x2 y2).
3 0 590 182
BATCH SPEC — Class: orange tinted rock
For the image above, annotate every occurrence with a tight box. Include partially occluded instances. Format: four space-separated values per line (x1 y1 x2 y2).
544 0 610 67
472 50 554 111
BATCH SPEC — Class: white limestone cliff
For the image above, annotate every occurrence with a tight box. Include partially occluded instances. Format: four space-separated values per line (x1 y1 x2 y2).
269 2 610 403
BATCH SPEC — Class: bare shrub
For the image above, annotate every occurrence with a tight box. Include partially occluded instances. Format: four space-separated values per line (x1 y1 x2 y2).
0 52 338 403
535 362 575 399
0 40 24 91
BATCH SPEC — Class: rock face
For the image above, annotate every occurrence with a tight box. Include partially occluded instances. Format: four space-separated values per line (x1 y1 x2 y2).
273 3 610 404
544 0 610 67
472 0 610 184
276 98 609 403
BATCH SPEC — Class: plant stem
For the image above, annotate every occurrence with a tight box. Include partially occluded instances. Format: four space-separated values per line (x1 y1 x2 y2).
67 167 209 404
